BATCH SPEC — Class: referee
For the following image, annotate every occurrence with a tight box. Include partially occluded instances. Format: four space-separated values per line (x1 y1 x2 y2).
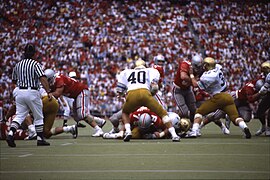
6 43 52 147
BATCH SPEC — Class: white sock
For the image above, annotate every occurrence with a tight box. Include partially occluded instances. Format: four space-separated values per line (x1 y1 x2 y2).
192 123 200 132
28 124 36 133
124 123 131 133
238 121 248 130
168 127 178 137
94 125 101 130
63 126 72 132
8 131 14 136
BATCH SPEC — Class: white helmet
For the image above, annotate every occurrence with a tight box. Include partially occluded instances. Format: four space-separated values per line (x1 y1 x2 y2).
255 79 264 92
168 112 181 130
191 54 203 68
138 113 153 129
44 69 56 85
154 54 165 65
68 71 76 78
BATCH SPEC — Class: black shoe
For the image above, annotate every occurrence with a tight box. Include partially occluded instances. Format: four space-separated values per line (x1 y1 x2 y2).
37 140 50 146
123 132 132 142
77 122 86 128
6 135 16 147
244 128 251 139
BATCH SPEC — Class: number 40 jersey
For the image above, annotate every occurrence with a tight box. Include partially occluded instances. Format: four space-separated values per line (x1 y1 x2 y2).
117 68 160 92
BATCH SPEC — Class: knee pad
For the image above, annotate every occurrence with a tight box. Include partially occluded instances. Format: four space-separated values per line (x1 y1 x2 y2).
235 117 243 125
194 113 203 119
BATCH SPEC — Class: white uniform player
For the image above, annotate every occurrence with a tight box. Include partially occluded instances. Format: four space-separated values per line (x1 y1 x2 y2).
197 64 226 96
117 59 180 142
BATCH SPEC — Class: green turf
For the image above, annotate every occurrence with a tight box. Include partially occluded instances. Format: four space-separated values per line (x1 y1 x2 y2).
1 119 269 180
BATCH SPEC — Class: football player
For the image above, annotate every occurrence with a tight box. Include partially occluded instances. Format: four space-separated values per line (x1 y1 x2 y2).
224 78 264 130
255 61 270 136
44 69 104 137
116 59 180 142
173 54 203 124
188 57 251 138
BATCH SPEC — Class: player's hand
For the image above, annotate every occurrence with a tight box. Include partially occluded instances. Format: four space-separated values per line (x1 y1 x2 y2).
47 93 53 101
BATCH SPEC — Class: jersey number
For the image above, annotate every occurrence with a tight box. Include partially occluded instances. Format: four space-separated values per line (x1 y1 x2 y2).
128 71 146 84
219 72 225 87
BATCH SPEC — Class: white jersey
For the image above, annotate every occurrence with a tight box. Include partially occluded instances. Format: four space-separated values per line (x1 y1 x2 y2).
117 67 160 92
198 64 227 96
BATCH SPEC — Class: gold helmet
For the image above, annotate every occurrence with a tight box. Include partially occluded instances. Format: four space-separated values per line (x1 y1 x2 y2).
203 57 216 71
261 61 270 75
179 118 191 133
135 58 146 69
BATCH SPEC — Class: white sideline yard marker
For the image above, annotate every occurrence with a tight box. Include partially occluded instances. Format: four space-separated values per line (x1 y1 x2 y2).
61 143 73 146
0 170 269 174
18 154 32 158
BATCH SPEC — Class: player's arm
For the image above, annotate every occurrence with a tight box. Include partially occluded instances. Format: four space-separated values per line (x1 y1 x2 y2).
188 65 198 87
51 86 64 99
59 96 67 106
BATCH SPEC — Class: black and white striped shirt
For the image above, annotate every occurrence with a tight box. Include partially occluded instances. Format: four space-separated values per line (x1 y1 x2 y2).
12 58 45 89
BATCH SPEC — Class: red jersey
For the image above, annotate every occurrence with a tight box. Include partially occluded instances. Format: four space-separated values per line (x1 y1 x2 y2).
129 106 166 130
237 79 261 103
151 64 164 87
51 75 88 98
174 60 192 89
0 116 28 140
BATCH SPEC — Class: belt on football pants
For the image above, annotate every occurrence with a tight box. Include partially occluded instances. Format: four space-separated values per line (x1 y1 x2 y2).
19 86 38 90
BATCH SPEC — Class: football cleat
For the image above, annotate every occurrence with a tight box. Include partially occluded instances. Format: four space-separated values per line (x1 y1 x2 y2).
123 132 132 142
243 128 251 139
71 124 78 139
24 132 37 140
221 125 230 135
255 126 266 136
6 135 16 147
265 127 270 137
37 140 50 146
92 128 104 137
185 131 197 138
172 136 180 142
103 132 122 139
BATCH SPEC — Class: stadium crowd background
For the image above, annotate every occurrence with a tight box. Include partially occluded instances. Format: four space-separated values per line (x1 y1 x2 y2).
0 0 269 118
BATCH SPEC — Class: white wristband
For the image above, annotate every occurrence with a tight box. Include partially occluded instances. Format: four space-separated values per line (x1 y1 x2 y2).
190 74 195 79
159 131 165 138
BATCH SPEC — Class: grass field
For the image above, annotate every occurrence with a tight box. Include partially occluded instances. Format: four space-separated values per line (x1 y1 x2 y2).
0 118 269 180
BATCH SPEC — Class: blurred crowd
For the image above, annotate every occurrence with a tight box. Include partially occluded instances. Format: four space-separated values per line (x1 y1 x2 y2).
0 0 269 118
